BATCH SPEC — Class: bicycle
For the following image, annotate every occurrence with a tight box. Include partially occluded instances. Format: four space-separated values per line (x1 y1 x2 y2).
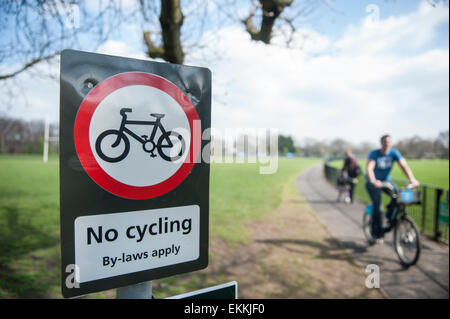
337 182 352 204
95 108 186 163
336 175 357 204
362 182 421 267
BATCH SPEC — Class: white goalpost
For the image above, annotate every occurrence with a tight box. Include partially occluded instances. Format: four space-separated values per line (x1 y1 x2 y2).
43 116 59 163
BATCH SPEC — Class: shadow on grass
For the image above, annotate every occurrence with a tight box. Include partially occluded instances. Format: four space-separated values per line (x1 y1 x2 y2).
256 238 368 259
256 237 405 265
0 205 60 298
153 236 383 299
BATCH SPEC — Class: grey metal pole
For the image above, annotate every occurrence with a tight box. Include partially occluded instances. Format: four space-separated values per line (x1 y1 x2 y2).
434 189 443 241
421 186 427 233
116 281 152 299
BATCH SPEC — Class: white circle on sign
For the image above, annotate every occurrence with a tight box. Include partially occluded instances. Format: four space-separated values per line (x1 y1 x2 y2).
89 85 191 187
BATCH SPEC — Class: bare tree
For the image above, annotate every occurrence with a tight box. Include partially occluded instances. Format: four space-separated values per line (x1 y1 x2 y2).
142 0 185 64
0 0 136 80
329 137 353 157
0 0 330 117
243 0 294 44
435 130 449 158
1 0 328 78
0 112 60 154
0 114 41 153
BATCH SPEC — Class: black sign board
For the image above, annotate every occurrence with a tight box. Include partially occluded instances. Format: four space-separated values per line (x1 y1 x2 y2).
60 49 211 298
167 281 238 299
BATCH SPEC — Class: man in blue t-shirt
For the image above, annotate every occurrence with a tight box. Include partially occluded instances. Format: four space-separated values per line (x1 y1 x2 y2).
366 134 419 243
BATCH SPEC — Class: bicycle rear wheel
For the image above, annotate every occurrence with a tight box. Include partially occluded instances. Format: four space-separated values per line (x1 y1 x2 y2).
394 216 421 267
157 131 185 162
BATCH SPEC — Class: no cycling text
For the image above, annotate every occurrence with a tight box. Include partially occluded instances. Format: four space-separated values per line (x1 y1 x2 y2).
86 216 192 245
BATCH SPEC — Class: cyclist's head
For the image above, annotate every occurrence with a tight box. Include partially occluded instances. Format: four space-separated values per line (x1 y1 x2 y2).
345 149 352 157
380 134 392 153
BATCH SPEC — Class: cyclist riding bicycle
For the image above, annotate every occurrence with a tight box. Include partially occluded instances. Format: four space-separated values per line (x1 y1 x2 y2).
339 149 361 204
365 134 419 243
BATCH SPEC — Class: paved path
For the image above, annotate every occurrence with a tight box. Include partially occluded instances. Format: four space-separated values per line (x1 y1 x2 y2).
296 164 449 299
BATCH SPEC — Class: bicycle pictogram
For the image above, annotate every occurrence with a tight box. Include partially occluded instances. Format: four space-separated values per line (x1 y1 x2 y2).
95 108 186 163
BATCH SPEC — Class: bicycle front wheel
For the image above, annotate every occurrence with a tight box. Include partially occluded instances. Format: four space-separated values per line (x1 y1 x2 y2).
394 216 421 267
363 209 375 245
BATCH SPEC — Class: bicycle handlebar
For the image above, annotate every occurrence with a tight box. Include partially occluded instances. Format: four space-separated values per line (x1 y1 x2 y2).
380 181 394 190
120 108 132 116
380 181 419 199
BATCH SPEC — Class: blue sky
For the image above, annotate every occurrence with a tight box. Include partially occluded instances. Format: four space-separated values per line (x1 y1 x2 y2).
0 0 448 145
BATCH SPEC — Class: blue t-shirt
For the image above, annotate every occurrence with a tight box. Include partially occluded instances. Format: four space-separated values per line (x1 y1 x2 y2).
367 148 402 181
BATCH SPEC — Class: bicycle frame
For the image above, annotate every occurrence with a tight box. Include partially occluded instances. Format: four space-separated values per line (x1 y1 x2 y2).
384 202 404 232
381 185 418 233
112 112 171 147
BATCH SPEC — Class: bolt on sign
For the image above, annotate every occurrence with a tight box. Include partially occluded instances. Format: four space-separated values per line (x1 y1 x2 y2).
59 50 211 298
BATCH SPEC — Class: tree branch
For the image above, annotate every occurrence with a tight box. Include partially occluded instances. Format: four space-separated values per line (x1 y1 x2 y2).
143 31 165 60
0 53 58 81
242 11 260 41
243 0 294 44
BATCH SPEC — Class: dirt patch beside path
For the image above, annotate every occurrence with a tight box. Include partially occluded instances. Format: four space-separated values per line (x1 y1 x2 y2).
152 184 385 299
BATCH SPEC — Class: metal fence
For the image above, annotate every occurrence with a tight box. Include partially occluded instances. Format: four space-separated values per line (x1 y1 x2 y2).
324 159 449 245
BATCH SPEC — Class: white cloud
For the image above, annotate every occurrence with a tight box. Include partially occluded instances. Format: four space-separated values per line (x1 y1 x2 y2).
335 0 449 55
96 40 149 60
191 1 449 145
0 56 60 122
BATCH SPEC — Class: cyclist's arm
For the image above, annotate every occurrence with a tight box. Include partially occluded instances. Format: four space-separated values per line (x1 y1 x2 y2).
398 158 419 186
366 159 383 188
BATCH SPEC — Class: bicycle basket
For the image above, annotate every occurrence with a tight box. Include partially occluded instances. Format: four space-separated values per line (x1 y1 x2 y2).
398 189 421 204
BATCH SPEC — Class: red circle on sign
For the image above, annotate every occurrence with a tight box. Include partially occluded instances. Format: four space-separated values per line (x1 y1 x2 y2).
74 72 200 200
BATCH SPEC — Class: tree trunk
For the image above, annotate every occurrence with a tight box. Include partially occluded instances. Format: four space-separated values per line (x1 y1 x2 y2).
143 0 185 64
160 0 184 64
244 0 293 44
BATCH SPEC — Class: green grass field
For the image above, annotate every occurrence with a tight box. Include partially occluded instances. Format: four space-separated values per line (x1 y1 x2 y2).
1 154 446 297
0 155 60 298
210 157 320 243
0 154 320 298
390 159 449 189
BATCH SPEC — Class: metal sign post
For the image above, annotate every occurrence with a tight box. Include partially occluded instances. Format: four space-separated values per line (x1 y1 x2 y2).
116 281 152 299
